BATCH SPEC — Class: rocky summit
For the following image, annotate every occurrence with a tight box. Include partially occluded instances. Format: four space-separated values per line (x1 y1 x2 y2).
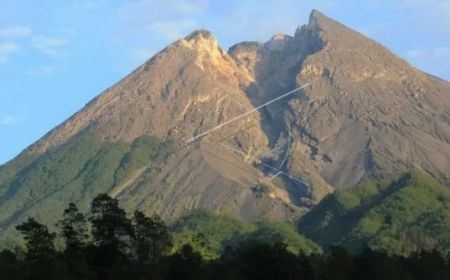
0 10 449 234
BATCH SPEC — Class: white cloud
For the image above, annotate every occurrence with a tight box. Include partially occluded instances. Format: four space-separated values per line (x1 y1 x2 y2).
0 42 20 64
0 26 31 38
0 115 19 126
31 35 70 56
148 19 198 41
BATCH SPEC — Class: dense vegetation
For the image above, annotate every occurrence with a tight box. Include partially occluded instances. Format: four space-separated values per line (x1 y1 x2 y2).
299 172 450 255
0 131 172 237
171 209 321 259
2 193 450 280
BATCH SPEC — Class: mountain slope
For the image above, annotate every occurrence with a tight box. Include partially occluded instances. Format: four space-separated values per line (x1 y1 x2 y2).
293 11 450 187
230 10 450 190
299 172 450 255
0 10 449 234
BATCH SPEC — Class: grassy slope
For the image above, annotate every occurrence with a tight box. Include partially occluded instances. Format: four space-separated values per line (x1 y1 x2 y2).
0 130 172 236
299 172 450 255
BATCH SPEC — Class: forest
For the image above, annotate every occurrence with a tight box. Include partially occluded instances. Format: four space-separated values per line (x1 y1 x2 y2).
1 193 449 280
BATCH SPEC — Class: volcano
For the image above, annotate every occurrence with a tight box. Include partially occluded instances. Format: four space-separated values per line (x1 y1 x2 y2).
0 10 449 234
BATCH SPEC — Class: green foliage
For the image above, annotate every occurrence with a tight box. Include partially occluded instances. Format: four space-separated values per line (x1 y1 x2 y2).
299 172 450 255
89 194 133 251
171 209 255 259
249 220 322 255
334 191 361 212
133 210 172 264
57 203 88 254
114 136 163 185
7 194 450 280
0 131 172 237
0 152 37 194
0 131 103 225
15 217 56 261
88 194 134 277
171 209 321 259
81 142 129 195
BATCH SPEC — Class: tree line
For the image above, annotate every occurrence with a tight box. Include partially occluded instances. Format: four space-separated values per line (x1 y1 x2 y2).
1 193 450 280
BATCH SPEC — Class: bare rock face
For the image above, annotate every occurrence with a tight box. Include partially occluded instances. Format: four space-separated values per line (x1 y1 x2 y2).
230 10 450 192
0 10 449 229
295 11 450 187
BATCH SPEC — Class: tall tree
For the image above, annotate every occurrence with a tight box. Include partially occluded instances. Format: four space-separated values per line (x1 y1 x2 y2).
16 217 56 261
133 210 172 264
57 202 88 254
89 194 133 251
57 203 90 279
16 218 61 280
88 193 134 280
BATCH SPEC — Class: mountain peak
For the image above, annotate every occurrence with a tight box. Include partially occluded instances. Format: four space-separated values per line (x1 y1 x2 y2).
264 33 292 51
185 29 215 41
304 9 387 51
177 29 223 57
309 9 326 22
182 29 218 48
175 29 238 75
307 9 351 39
308 9 333 29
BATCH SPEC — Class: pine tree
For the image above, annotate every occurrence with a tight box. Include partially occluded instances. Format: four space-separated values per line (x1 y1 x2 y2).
133 210 172 264
16 218 60 280
57 202 88 254
57 203 90 279
16 217 56 261
89 194 133 251
88 193 134 277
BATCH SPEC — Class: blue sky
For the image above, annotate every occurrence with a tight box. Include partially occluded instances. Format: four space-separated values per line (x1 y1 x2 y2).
1 0 449 164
